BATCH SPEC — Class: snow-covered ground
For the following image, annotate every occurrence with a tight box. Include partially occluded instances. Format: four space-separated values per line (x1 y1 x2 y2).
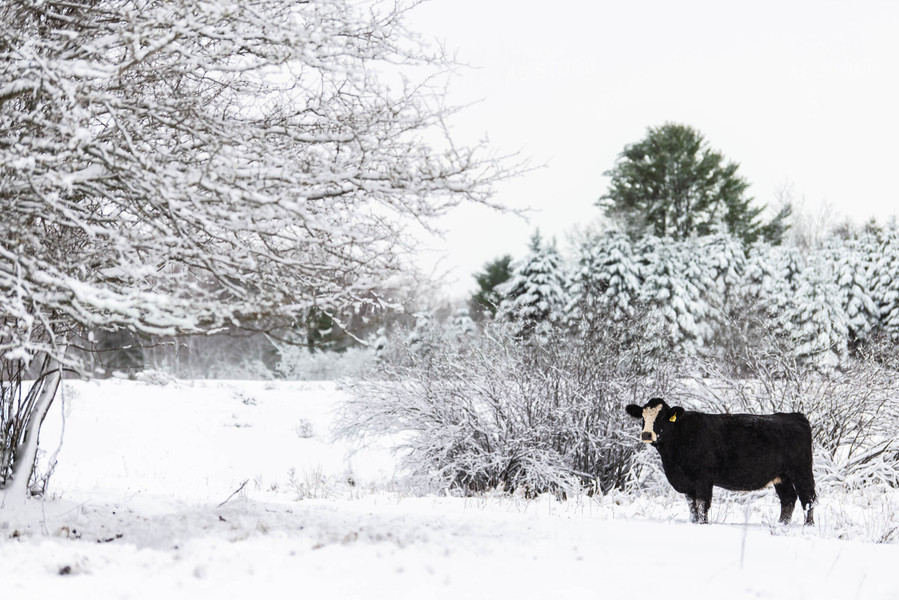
1 379 898 599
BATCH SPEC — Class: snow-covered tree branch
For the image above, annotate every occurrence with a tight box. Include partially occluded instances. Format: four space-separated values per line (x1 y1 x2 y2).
0 0 517 504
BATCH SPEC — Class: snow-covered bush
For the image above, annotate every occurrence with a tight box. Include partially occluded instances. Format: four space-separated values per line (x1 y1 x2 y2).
134 370 176 386
338 316 672 496
294 419 315 440
274 345 375 381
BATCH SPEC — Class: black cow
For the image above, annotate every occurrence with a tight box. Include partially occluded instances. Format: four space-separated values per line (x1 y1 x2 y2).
625 398 816 525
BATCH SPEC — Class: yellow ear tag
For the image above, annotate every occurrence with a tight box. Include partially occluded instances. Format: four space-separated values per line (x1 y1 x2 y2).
669 414 677 422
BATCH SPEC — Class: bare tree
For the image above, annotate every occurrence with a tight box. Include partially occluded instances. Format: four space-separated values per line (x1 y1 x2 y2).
0 0 515 506
779 183 839 251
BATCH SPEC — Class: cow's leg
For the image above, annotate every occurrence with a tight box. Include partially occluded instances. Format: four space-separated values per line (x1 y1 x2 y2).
773 480 797 524
686 484 712 524
686 494 709 523
687 494 701 523
794 476 817 526
694 483 712 524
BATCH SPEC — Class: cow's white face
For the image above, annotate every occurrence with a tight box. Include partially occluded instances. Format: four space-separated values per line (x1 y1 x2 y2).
638 403 663 443
625 398 683 445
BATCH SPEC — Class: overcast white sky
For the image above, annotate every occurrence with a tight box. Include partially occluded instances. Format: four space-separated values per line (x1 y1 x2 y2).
405 0 899 297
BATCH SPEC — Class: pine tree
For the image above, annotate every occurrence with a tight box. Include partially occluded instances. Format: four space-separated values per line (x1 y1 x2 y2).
763 244 806 342
701 227 746 310
789 253 849 367
408 311 435 357
600 123 789 245
870 223 899 340
825 235 878 351
639 236 714 355
371 327 389 360
566 230 642 327
698 227 746 350
740 243 776 302
721 242 780 363
497 232 568 343
448 307 477 341
469 255 513 320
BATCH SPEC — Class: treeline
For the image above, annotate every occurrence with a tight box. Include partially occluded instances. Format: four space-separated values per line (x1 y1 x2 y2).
481 222 899 371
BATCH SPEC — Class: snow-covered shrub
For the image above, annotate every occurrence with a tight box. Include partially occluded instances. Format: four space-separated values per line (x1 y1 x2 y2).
274 346 375 381
233 390 258 406
210 358 275 381
287 466 340 500
338 316 672 496
294 419 315 439
135 370 176 386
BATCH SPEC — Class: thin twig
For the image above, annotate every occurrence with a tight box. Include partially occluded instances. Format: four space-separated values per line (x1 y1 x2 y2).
217 479 249 507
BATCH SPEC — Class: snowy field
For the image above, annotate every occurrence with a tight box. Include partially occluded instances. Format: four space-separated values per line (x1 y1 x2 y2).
1 379 898 599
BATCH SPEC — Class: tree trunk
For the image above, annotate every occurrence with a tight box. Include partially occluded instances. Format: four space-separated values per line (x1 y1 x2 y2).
1 359 63 509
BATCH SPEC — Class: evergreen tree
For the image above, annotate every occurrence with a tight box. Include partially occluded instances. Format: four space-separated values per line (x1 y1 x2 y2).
566 229 642 326
870 223 899 340
448 307 477 341
408 311 435 357
469 255 513 320
763 244 806 342
789 254 849 367
303 307 342 352
497 232 567 343
825 235 879 351
639 236 714 355
733 241 851 369
600 123 789 245
701 227 746 310
723 242 782 361
740 243 777 302
371 327 389 360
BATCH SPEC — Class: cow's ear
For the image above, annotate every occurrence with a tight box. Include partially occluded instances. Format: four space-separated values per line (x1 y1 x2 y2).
625 404 643 419
668 406 685 422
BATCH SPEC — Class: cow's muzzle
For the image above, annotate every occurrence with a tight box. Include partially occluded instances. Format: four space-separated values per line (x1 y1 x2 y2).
641 432 654 443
